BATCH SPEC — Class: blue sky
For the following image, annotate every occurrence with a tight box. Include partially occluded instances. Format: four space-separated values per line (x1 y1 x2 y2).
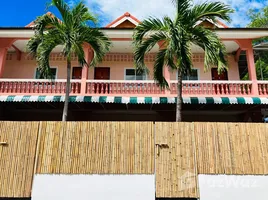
0 0 266 27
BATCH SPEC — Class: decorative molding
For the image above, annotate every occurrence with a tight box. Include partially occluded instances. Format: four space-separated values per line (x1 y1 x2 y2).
103 53 156 62
6 52 205 63
192 54 204 63
6 53 14 60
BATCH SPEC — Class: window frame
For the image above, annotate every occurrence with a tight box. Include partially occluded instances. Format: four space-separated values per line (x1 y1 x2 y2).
34 66 58 79
124 68 147 81
176 68 200 81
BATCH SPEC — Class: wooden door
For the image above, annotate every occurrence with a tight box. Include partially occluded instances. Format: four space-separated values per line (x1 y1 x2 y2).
211 68 228 94
72 67 82 79
211 68 228 80
94 67 110 80
94 67 110 93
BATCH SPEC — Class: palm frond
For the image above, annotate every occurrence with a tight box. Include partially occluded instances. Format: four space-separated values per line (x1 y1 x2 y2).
79 27 111 66
134 32 169 70
171 0 192 21
50 0 71 24
27 35 42 57
191 26 227 72
71 2 97 26
133 17 168 44
153 49 169 89
35 31 63 79
190 2 234 24
33 14 64 37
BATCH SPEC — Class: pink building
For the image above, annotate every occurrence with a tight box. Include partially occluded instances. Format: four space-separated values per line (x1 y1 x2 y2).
0 12 268 121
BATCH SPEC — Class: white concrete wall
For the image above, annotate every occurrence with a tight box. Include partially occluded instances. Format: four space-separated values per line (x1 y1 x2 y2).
199 174 268 200
32 174 155 200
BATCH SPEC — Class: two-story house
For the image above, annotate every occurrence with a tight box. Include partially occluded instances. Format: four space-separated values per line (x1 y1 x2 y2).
0 12 268 122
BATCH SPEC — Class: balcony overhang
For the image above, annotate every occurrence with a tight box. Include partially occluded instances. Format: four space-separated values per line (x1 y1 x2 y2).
0 27 268 39
1 28 268 53
0 95 268 105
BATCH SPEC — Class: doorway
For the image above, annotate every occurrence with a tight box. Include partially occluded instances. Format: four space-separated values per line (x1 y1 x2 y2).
94 67 110 93
211 68 228 80
211 68 229 94
94 67 110 80
72 67 82 79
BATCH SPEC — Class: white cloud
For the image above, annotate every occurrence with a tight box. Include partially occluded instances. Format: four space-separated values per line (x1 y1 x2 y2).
86 0 267 27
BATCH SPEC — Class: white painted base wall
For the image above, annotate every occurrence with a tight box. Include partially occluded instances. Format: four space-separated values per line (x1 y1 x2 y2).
199 174 268 200
32 174 155 200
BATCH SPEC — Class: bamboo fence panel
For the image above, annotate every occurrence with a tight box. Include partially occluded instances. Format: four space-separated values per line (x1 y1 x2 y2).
0 121 39 198
194 123 268 175
155 122 268 198
36 122 154 174
155 122 197 198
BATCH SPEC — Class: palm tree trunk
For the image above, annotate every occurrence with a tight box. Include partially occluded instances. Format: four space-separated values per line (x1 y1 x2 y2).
62 60 71 121
176 68 183 122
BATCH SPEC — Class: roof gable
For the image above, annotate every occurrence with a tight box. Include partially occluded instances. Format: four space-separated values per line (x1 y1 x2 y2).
197 19 228 28
25 12 61 27
106 12 140 28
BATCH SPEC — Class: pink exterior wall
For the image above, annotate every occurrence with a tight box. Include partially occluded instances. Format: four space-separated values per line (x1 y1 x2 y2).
170 55 240 80
2 53 240 81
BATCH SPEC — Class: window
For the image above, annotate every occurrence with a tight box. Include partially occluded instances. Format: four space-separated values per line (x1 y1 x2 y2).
182 69 199 80
125 69 146 80
35 67 57 79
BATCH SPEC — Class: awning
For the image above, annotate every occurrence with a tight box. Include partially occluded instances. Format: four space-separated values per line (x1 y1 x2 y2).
0 95 268 104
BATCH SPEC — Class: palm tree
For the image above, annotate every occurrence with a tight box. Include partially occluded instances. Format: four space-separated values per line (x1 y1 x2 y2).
133 0 233 122
27 0 111 121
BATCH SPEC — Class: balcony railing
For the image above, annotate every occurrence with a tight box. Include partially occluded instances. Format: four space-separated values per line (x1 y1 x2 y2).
258 81 268 96
0 79 267 97
170 80 253 96
86 80 164 95
0 79 81 95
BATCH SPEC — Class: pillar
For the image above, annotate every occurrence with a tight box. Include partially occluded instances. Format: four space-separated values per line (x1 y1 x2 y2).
235 39 258 95
163 66 171 94
0 38 15 78
81 46 94 95
246 46 258 95
0 48 8 77
158 41 171 94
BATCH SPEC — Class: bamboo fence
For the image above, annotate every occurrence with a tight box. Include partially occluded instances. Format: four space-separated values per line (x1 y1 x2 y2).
0 122 39 198
36 122 154 174
0 121 267 198
155 122 268 198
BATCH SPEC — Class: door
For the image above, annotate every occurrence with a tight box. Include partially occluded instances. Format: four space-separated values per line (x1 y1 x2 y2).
94 67 110 93
72 67 82 79
94 67 110 80
211 68 228 94
211 68 228 80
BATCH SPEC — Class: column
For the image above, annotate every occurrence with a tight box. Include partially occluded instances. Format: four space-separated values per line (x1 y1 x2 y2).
163 66 171 94
81 46 93 95
0 38 15 78
158 41 171 94
0 48 8 77
246 46 258 95
236 39 258 95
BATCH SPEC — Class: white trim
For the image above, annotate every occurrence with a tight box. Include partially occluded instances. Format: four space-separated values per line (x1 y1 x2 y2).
195 19 225 28
110 16 139 28
1 29 268 40
170 80 253 84
0 78 81 83
124 68 147 80
86 80 153 83
257 81 268 84
34 66 58 79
